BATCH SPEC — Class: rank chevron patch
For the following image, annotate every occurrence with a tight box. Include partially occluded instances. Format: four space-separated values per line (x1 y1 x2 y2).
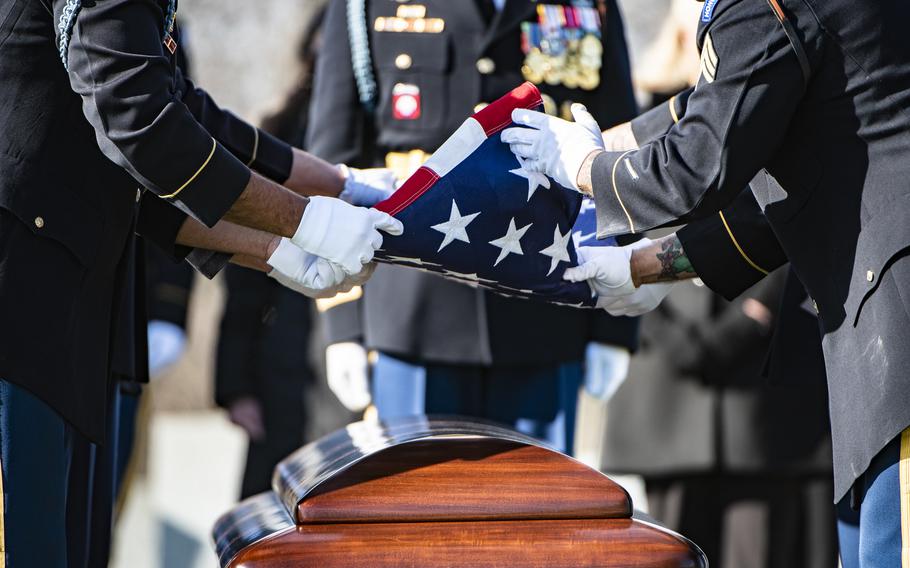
700 32 719 83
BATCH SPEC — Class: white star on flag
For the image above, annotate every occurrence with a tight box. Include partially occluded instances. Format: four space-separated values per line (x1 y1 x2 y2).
539 225 572 276
510 156 550 201
489 217 532 267
430 200 480 252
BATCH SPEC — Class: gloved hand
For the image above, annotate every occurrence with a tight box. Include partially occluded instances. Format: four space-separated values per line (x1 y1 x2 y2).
501 103 605 192
147 320 187 376
337 165 397 207
564 243 638 298
564 239 676 317
326 342 371 412
267 237 376 298
291 196 403 275
598 281 676 317
584 343 632 402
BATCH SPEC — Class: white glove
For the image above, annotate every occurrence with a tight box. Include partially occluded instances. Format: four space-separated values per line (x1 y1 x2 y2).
584 343 631 402
147 320 187 376
598 281 676 317
337 165 397 207
291 196 403 275
564 239 676 317
564 243 637 298
267 237 375 299
501 103 605 192
326 342 371 412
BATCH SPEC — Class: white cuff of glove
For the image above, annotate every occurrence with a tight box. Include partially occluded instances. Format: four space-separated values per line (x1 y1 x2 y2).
267 237 350 298
337 165 397 207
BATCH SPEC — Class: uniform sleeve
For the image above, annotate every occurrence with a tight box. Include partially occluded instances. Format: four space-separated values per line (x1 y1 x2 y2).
177 67 294 183
677 187 788 300
590 0 806 238
304 0 365 165
61 0 249 227
629 88 693 145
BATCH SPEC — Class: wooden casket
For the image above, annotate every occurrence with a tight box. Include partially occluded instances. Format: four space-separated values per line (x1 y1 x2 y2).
212 417 706 567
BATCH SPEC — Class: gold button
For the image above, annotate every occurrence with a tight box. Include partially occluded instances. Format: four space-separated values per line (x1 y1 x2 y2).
812 299 819 313
476 57 496 75
135 188 142 203
34 216 44 229
866 270 875 282
395 53 413 70
473 102 488 113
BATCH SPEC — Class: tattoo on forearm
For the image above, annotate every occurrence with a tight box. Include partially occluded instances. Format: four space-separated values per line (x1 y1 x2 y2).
656 237 696 281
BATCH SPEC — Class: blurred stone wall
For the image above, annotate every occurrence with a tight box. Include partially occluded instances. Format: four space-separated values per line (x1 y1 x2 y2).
151 0 325 412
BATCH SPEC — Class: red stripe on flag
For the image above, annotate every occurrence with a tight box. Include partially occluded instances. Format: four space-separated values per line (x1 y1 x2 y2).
373 82 543 216
473 81 543 137
374 166 440 216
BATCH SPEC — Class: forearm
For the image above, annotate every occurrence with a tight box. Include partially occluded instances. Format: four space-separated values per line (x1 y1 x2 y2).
629 233 698 286
221 171 308 238
175 216 280 264
283 147 346 198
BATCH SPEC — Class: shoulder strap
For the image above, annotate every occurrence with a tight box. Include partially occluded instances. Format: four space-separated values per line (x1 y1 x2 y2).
766 0 811 88
346 0 378 113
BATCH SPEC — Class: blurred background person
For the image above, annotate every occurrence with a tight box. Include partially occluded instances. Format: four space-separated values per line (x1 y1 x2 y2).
214 6 359 500
307 0 641 455
601 268 837 568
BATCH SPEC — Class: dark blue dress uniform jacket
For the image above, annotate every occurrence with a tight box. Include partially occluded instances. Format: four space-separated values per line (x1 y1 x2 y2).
307 0 639 367
0 0 293 442
590 0 910 502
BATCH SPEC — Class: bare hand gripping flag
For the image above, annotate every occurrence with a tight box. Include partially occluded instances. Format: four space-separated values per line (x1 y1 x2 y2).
374 82 615 308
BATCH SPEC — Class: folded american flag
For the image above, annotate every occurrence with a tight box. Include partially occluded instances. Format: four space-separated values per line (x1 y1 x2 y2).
374 82 616 308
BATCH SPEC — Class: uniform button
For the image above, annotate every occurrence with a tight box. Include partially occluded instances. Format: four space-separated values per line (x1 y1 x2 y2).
473 102 488 113
34 216 44 229
395 53 412 70
812 299 819 313
135 188 142 203
476 57 496 75
866 270 875 283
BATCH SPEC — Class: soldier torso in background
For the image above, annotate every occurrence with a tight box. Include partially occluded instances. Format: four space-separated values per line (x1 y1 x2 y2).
311 0 639 366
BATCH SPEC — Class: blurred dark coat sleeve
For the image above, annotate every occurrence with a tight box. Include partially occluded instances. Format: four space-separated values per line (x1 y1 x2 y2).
672 268 786 386
678 188 788 300
215 265 270 407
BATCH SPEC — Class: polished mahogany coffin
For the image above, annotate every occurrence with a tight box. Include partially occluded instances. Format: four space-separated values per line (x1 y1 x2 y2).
212 417 706 567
